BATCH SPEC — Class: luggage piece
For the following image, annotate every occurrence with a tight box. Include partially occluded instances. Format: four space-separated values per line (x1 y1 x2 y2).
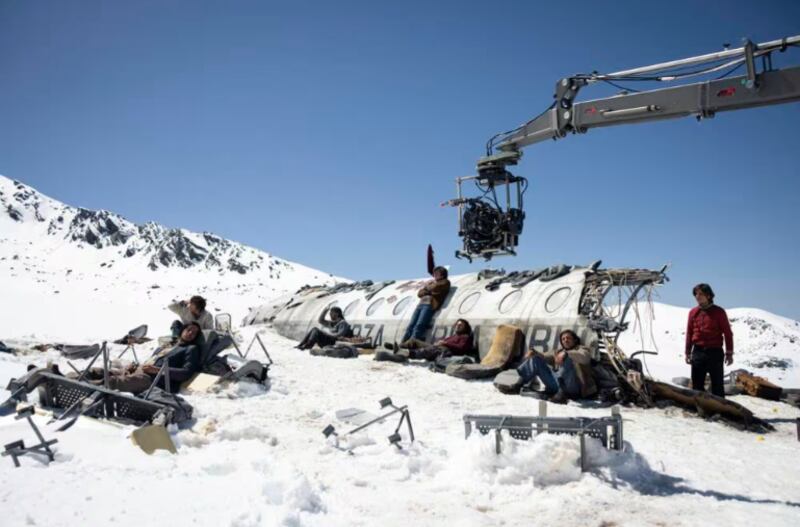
311 344 359 359
131 425 177 454
735 372 782 401
429 355 474 373
446 325 524 379
181 373 220 394
59 344 100 360
113 324 149 345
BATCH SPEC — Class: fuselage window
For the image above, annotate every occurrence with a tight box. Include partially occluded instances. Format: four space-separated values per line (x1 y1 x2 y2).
499 290 523 314
545 287 572 313
344 299 361 317
393 296 413 316
459 292 481 314
367 298 385 316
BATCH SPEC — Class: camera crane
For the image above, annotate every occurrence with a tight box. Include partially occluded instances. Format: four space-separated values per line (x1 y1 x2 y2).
452 35 800 261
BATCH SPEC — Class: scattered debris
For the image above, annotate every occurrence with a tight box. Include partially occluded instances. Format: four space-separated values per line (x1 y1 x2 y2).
735 371 783 401
2 406 58 468
323 397 414 451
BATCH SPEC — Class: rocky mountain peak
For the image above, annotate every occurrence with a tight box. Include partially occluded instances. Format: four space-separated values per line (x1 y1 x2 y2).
0 175 289 276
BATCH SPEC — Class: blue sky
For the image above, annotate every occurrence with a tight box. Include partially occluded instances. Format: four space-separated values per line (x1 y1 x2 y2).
1 1 799 318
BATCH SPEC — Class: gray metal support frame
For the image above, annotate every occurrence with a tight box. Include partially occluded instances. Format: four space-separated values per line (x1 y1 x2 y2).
244 333 273 364
323 397 415 451
463 407 624 472
498 66 800 152
2 406 58 468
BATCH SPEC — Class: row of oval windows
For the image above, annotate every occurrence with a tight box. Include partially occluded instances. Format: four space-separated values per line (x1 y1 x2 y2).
337 287 573 318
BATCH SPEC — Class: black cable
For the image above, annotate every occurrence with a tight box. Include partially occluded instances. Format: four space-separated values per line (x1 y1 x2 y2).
486 101 555 155
601 80 641 93
714 61 744 80
490 185 500 209
576 57 747 83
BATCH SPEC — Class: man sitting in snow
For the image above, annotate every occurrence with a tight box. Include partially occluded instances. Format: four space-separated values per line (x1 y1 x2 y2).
168 295 214 339
295 306 353 350
75 322 204 394
378 319 475 363
516 329 597 404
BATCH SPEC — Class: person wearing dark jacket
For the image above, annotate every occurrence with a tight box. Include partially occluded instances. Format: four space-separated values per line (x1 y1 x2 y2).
77 323 204 394
400 266 451 346
296 307 353 350
381 319 474 363
685 283 733 397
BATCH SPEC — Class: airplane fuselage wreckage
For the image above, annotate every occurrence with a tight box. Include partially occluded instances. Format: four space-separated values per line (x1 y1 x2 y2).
245 262 775 432
246 262 660 358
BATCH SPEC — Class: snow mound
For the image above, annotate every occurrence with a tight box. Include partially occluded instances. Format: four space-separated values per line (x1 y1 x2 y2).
452 433 584 487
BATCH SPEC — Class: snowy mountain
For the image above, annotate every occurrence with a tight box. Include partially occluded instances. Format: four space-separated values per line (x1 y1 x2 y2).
0 175 342 341
2 175 301 274
618 302 800 385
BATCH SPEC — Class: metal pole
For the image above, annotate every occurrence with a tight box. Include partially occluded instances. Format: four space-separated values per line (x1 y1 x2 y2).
348 407 402 435
537 400 547 435
143 363 167 400
600 35 800 80
404 410 415 442
579 432 587 472
77 344 105 382
27 415 47 445
101 342 109 389
228 331 245 358
255 334 273 364
163 363 171 394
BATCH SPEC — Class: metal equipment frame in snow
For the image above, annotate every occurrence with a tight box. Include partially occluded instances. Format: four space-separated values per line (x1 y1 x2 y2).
323 397 415 451
463 404 623 472
4 368 192 429
2 405 58 468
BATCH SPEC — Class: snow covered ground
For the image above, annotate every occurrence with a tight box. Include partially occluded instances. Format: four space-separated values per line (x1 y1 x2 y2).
1 327 799 527
2 175 799 526
617 302 800 386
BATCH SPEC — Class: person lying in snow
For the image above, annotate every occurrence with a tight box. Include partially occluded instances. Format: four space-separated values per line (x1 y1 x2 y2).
74 322 204 394
516 329 597 404
168 295 214 339
295 306 353 350
379 319 475 363
398 266 451 347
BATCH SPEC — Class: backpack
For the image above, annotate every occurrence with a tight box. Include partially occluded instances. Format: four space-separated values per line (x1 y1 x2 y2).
429 355 475 373
311 344 359 359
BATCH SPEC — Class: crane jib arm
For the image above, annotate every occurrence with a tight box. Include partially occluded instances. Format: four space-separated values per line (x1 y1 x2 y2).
497 66 800 152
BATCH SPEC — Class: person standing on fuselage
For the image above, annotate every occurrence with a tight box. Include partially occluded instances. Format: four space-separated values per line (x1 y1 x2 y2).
685 283 734 398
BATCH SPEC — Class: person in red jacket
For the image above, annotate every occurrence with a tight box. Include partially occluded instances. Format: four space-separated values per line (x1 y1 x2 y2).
377 319 475 363
685 283 734 397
